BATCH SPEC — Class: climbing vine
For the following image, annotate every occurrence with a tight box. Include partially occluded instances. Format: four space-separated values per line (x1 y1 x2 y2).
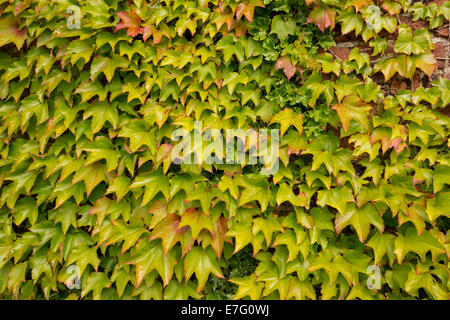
0 0 448 300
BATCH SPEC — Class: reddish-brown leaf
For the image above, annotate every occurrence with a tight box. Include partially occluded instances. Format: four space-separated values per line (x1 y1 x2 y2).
0 18 27 50
115 11 143 37
149 213 193 256
275 56 297 80
307 5 336 32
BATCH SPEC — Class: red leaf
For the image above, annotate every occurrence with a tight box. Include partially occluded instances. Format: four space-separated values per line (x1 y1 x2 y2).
0 18 27 50
115 11 143 37
275 56 297 80
307 5 336 32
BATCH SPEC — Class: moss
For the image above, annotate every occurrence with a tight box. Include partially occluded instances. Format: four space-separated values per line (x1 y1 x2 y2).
205 246 259 300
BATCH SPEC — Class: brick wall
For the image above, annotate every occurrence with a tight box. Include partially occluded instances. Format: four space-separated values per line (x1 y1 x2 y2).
328 13 450 94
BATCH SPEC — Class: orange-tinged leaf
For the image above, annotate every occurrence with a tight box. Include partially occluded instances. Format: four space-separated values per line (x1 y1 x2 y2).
149 214 193 256
307 5 336 32
235 0 265 22
115 11 143 37
413 53 437 77
213 10 234 31
210 216 231 259
0 18 27 50
332 95 372 132
178 208 214 239
346 0 373 13
374 57 399 81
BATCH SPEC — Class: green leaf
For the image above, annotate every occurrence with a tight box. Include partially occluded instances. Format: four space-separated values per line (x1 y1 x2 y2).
67 244 101 277
317 186 354 215
394 228 445 263
81 272 111 299
270 15 297 41
183 246 224 292
337 8 364 36
118 119 156 153
130 170 169 206
433 164 450 194
90 54 128 82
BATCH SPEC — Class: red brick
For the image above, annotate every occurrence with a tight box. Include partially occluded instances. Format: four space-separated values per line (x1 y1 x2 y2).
329 46 350 60
437 28 449 37
391 77 408 92
433 42 447 69
385 43 395 55
412 75 421 91
409 20 428 31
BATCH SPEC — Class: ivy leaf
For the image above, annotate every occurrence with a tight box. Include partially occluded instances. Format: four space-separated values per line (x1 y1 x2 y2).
412 53 436 78
118 120 156 153
81 272 111 299
123 240 177 287
433 165 450 194
7 262 27 298
54 201 78 235
332 95 372 132
109 220 147 254
67 244 101 277
252 216 283 246
337 8 364 36
230 274 264 300
405 269 448 300
235 0 265 22
90 55 128 82
11 197 38 226
179 208 214 239
238 175 272 212
270 15 296 41
335 203 384 242
183 246 224 293
218 175 239 200
349 48 370 71
72 162 107 197
83 101 119 134
307 5 336 32
82 137 120 172
270 108 303 136
275 56 297 80
130 170 170 206
115 11 143 37
276 183 307 207
381 1 402 15
317 186 354 215
346 0 373 13
227 220 253 254
394 228 446 264
210 216 229 259
0 18 27 50
367 232 396 266
66 40 94 66
164 280 201 300
316 53 341 76
394 25 431 55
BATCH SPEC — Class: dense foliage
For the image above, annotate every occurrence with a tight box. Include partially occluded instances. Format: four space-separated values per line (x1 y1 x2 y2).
0 0 449 300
